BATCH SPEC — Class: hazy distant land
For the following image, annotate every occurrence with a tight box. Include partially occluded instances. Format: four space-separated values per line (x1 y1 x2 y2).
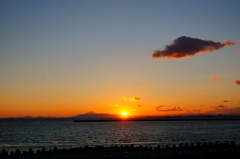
73 111 240 122
2 111 240 121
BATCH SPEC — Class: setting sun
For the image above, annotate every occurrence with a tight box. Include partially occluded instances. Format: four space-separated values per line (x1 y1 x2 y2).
121 112 127 116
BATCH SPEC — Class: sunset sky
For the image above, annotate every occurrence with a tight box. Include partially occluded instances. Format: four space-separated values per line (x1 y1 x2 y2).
1 0 240 118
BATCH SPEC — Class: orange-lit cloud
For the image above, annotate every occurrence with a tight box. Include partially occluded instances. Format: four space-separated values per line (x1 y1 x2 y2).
234 80 240 85
86 95 92 98
129 97 141 101
128 108 137 112
156 105 183 111
121 97 128 100
121 97 141 101
109 104 119 107
132 105 142 110
152 36 238 59
237 49 240 53
200 104 205 107
212 76 224 81
222 39 238 46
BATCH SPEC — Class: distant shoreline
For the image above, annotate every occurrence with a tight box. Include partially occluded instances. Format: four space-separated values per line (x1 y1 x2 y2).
74 118 240 122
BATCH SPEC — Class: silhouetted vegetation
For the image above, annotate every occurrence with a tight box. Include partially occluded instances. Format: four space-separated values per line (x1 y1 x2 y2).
1 141 239 159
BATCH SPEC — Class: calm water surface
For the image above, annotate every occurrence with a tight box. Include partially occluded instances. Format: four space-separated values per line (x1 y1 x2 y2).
0 119 240 152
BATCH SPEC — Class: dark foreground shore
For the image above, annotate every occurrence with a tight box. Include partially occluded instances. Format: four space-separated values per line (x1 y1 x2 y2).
1 141 240 159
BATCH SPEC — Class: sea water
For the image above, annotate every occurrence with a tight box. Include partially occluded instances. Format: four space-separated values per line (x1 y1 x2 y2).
0 118 240 152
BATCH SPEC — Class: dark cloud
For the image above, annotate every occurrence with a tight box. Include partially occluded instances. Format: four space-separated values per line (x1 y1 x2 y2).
234 80 240 85
156 105 183 111
156 105 164 111
222 100 228 102
216 105 226 109
134 97 141 101
192 110 201 113
211 105 228 110
207 105 240 115
152 36 237 59
212 76 224 81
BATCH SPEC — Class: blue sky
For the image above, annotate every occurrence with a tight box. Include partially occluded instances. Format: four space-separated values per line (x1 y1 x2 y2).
1 0 240 117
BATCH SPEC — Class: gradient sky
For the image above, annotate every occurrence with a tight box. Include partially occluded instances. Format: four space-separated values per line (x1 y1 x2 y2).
1 0 240 118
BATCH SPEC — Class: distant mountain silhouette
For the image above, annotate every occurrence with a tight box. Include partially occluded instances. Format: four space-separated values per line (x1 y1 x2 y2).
84 111 97 115
73 111 121 119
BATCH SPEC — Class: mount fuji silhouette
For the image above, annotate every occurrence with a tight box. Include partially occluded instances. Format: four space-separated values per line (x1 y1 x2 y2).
73 111 120 119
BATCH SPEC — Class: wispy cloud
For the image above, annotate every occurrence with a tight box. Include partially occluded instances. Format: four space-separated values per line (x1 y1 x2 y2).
152 36 237 59
109 104 119 107
212 76 224 81
237 49 240 53
222 39 238 46
129 97 141 101
186 110 201 114
86 95 98 100
156 105 164 110
212 105 228 110
121 97 141 102
128 108 137 112
133 105 142 109
222 100 228 102
192 110 201 113
156 105 183 111
234 80 240 85
121 97 128 100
